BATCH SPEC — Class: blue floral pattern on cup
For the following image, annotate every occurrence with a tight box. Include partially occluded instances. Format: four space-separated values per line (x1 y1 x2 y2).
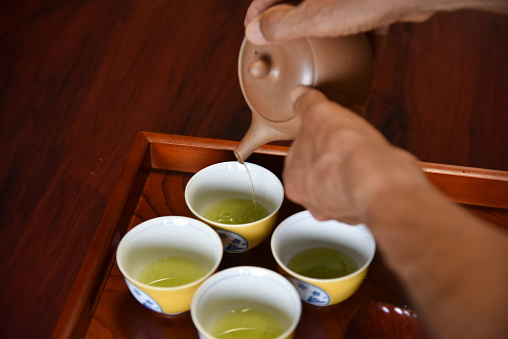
290 277 330 306
215 229 249 253
125 279 162 313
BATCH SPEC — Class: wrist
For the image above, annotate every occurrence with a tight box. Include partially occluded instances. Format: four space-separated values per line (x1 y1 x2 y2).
358 156 448 265
358 150 432 233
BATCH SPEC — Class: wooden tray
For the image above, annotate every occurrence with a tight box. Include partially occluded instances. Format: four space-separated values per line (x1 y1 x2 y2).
52 132 508 338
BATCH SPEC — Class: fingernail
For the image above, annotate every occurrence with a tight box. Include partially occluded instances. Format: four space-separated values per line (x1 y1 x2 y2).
245 17 268 44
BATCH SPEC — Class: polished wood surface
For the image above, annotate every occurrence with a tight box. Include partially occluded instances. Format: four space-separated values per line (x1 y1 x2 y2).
1 1 507 338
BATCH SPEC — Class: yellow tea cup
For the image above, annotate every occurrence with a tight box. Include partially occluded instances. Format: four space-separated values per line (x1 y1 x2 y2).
271 211 376 306
116 216 223 315
191 266 301 339
185 161 284 253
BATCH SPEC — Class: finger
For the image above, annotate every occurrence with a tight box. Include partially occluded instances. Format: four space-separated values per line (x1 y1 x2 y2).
291 86 330 118
337 216 362 226
404 12 434 22
309 208 361 225
290 85 312 103
244 0 285 27
308 210 329 222
282 136 308 205
246 3 330 44
246 4 297 44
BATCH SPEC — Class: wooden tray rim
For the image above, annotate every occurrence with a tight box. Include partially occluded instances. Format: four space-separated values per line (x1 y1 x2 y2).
52 131 508 338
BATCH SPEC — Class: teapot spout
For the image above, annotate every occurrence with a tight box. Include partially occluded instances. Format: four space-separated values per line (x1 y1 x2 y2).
234 112 294 162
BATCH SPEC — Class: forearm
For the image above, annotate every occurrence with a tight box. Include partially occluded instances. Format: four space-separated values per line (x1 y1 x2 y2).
366 177 508 339
409 0 508 14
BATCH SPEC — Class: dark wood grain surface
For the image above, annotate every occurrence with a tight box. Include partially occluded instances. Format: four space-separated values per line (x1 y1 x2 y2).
1 1 507 338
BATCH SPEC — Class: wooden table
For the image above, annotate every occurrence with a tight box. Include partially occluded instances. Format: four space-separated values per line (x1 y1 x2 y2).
1 1 507 338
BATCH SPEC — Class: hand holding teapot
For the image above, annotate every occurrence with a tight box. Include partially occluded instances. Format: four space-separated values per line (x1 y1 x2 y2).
235 4 374 162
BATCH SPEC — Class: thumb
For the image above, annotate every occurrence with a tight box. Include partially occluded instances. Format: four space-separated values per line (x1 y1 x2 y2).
245 4 315 44
291 86 330 117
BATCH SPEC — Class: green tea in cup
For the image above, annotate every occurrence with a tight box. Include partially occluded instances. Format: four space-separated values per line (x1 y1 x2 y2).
138 256 207 287
203 198 269 225
191 266 301 339
211 307 284 339
116 216 223 315
287 247 359 279
271 211 376 306
185 161 284 252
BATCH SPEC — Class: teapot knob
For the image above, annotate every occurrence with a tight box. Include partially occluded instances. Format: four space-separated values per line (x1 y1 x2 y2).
248 59 270 79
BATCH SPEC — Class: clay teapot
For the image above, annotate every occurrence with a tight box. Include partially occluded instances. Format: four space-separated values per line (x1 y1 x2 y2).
235 13 374 162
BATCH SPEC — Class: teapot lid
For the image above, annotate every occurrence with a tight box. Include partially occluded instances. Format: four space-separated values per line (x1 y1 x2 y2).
238 37 315 122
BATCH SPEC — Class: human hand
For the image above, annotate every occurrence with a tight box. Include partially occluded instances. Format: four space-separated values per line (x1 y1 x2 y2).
283 86 427 224
284 87 508 339
244 0 435 45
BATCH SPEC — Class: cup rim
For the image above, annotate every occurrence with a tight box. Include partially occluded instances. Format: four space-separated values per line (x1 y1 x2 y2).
190 266 302 339
184 161 284 227
271 210 376 283
116 216 223 291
